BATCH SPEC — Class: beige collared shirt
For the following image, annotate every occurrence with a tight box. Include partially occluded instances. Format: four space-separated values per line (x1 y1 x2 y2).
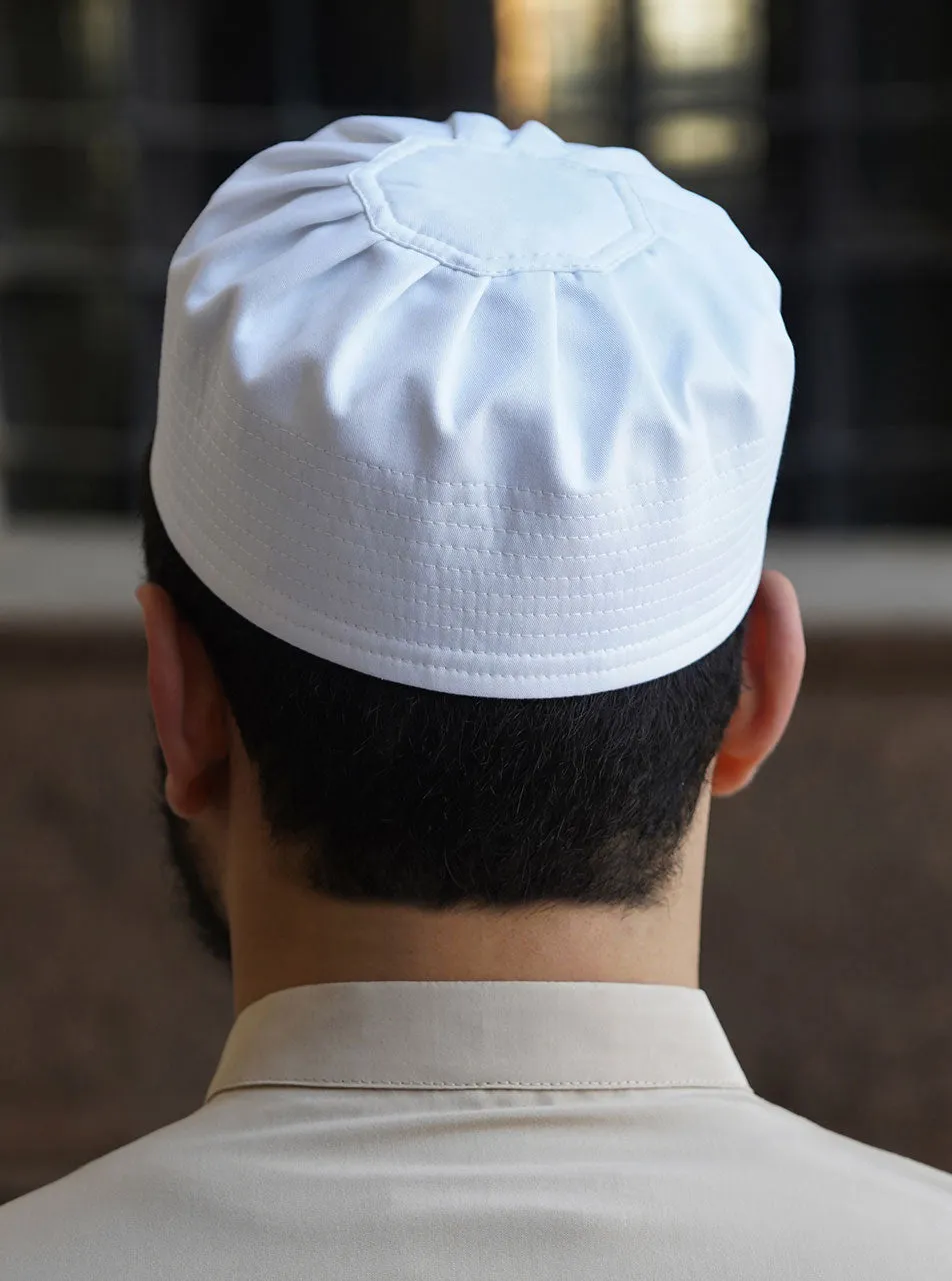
3 981 951 1278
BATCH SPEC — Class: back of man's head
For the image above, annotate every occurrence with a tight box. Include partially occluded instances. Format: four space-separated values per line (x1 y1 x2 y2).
142 110 796 942
141 462 748 913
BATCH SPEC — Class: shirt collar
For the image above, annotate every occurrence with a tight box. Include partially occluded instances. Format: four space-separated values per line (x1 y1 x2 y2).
206 982 750 1100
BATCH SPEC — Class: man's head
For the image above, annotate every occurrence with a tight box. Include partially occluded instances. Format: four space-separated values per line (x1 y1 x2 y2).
139 460 804 988
140 112 803 1003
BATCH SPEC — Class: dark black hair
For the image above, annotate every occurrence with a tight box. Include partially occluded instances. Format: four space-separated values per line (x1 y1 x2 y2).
141 461 747 913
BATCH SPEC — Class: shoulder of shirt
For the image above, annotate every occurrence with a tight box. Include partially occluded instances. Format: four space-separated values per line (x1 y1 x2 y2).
1 1090 951 1267
730 1090 952 1199
0 1109 210 1242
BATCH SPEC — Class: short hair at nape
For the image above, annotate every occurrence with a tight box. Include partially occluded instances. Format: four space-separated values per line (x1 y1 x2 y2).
140 461 747 913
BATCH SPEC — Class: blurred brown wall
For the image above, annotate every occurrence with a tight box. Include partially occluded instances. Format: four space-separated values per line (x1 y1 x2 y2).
1 628 951 1204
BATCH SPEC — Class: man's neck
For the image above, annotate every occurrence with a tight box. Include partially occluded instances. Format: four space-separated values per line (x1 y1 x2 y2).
226 866 705 1017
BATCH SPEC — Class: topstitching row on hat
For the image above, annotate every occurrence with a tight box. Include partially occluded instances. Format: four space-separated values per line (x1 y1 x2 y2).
164 373 772 560
162 433 760 633
165 400 767 590
168 366 775 528
158 474 757 670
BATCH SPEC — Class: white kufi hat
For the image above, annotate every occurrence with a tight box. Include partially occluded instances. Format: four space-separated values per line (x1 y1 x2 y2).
151 111 794 697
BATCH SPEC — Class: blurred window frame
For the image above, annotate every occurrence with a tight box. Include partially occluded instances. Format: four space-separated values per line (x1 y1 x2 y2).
2 519 952 632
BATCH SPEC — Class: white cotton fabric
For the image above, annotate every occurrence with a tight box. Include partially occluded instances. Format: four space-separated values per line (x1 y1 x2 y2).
3 982 952 1280
150 111 795 696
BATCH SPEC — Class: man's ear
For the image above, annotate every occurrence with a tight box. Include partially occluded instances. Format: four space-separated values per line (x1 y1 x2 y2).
710 570 805 798
136 583 230 818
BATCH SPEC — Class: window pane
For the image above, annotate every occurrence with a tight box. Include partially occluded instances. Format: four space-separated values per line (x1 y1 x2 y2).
765 0 808 93
0 286 131 429
855 123 952 239
195 0 275 105
856 0 952 84
0 142 129 243
851 274 952 430
763 129 813 239
1 1 88 99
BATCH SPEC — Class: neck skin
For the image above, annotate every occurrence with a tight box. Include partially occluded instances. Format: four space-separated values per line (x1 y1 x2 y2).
220 744 710 1018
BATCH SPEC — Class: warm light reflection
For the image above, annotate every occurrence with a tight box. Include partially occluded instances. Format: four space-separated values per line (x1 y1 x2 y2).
638 0 759 73
494 0 553 123
494 0 616 128
644 111 764 169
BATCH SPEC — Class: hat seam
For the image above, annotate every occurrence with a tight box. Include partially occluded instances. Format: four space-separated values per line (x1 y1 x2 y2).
158 459 760 640
356 219 650 279
155 485 759 670
167 332 772 499
169 415 765 581
164 423 764 583
158 508 756 669
163 394 771 554
188 381 772 523
349 145 655 276
163 451 759 628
